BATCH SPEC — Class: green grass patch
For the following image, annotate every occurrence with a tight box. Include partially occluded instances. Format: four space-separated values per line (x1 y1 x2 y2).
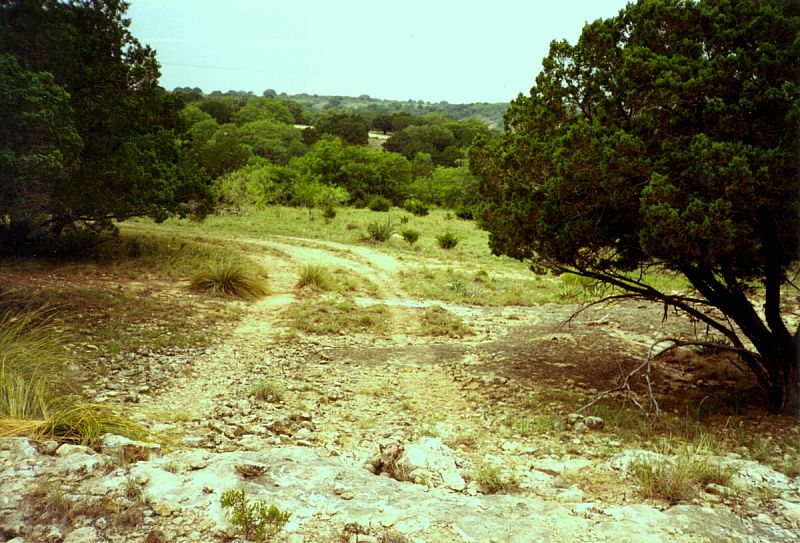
284 296 390 335
418 306 473 338
297 263 334 291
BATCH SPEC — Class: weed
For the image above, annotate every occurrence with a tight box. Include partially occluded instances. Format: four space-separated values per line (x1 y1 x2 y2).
190 257 268 300
297 264 334 291
250 380 285 403
436 232 459 249
400 228 420 245
220 487 291 541
364 219 396 242
471 463 516 494
284 297 389 335
24 480 75 527
418 306 473 338
630 437 731 504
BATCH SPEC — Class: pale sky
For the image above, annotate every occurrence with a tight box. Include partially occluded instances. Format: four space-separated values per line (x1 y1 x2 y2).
127 0 631 104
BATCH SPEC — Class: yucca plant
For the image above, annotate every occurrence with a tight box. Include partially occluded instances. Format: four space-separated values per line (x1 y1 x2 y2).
190 257 268 300
364 220 396 243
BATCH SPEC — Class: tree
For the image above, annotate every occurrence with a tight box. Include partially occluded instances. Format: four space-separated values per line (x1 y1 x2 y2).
315 112 369 145
0 0 213 248
469 0 800 414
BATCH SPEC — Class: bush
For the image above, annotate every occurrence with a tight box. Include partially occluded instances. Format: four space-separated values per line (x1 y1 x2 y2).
400 229 420 245
454 205 474 220
367 195 392 212
364 220 396 242
321 206 336 220
190 258 268 300
220 487 291 541
403 198 429 216
297 264 333 291
436 232 459 249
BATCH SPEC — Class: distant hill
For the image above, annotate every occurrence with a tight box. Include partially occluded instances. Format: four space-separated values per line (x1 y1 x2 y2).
279 93 508 129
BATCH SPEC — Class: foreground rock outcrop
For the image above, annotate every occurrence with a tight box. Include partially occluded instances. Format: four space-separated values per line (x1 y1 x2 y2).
2 437 799 543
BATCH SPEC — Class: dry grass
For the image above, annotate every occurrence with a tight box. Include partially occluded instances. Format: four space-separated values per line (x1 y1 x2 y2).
418 306 473 338
284 296 390 335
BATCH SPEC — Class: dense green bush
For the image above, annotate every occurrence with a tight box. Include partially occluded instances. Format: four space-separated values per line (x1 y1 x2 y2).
403 198 430 216
367 195 392 212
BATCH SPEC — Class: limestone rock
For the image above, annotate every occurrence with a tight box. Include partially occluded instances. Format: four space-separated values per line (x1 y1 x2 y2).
383 437 466 491
63 526 98 543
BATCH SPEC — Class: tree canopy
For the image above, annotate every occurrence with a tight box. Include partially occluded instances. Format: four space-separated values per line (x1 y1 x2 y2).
470 0 800 414
0 0 213 252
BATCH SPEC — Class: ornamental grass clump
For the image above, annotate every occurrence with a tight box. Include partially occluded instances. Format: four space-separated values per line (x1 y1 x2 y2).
190 257 268 300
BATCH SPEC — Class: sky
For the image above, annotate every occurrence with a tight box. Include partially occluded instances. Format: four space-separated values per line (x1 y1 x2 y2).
127 0 631 104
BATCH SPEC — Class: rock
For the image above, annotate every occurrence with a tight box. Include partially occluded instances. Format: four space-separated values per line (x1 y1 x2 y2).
728 461 793 493
705 483 736 499
386 437 466 491
608 450 667 473
144 529 167 543
99 434 160 462
235 462 267 477
573 421 589 434
287 535 305 543
63 526 98 543
55 444 95 457
584 416 605 430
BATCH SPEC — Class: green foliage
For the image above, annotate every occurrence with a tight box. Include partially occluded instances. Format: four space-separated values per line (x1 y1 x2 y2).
471 463 516 494
469 0 800 414
410 166 479 209
365 219 396 242
367 195 392 212
402 198 430 216
216 163 296 210
189 258 268 300
0 0 213 248
315 111 369 145
436 232 459 250
400 229 420 245
220 488 291 541
289 137 411 204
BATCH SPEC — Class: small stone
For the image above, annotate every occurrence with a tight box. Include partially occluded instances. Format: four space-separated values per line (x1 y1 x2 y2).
63 527 98 543
584 416 604 430
55 444 95 457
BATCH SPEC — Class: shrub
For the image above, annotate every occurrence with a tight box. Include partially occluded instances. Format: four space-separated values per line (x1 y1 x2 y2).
400 229 420 245
436 232 459 249
321 206 336 220
189 257 268 300
403 198 429 216
471 463 516 494
297 264 333 291
454 205 474 220
220 487 291 541
367 195 392 212
364 220 396 242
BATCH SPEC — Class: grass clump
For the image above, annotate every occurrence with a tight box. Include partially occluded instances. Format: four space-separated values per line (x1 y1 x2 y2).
220 487 291 541
471 463 517 494
297 263 334 291
284 297 389 335
418 306 473 338
0 302 148 447
403 198 429 216
436 232 459 249
190 257 268 300
364 219 396 242
250 380 285 403
400 229 420 245
630 438 731 504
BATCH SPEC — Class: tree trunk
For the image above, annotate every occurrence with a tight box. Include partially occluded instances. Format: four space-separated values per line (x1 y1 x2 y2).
775 351 800 416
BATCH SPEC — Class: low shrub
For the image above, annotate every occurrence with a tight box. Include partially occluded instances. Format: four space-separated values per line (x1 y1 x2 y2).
220 487 291 541
367 195 392 212
400 229 420 245
403 198 429 216
454 205 474 220
436 232 459 249
190 257 268 300
250 380 285 403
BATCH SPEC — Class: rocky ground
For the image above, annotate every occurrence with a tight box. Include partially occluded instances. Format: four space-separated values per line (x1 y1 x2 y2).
1 232 799 542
